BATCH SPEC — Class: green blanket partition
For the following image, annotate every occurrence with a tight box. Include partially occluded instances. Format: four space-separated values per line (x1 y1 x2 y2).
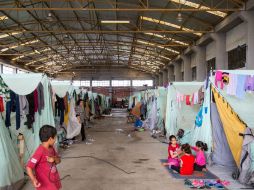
0 120 24 190
165 82 203 144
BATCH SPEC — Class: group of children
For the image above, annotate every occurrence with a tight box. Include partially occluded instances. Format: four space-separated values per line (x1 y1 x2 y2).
165 135 208 175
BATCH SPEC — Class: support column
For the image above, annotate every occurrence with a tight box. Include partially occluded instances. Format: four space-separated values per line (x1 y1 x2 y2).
194 46 206 81
163 69 168 86
174 62 181 82
109 79 113 101
182 55 191 81
154 75 159 87
211 33 228 70
168 65 174 82
158 72 163 86
240 11 254 69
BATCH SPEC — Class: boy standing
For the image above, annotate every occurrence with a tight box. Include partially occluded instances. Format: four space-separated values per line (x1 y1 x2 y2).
26 125 62 190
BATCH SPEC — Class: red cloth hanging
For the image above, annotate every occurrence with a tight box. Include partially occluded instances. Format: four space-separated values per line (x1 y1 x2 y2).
0 97 4 112
186 95 191 105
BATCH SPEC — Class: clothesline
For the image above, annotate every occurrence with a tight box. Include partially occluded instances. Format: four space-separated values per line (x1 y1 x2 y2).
214 70 254 99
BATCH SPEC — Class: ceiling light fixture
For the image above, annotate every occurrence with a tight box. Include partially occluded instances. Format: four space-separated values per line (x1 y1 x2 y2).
140 16 202 36
47 12 54 22
0 32 22 39
137 40 179 54
0 39 39 53
171 0 226 17
177 13 183 22
144 32 188 45
0 16 8 21
101 20 130 24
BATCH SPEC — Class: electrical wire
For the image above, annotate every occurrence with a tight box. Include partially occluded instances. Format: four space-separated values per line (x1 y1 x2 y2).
48 155 135 183
62 155 136 175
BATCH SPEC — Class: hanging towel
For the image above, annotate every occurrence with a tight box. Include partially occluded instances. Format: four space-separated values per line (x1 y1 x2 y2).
215 71 224 89
236 75 247 99
37 82 45 115
245 76 254 91
227 74 238 96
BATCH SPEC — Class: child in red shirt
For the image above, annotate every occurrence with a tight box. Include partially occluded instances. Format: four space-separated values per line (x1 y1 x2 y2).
26 125 62 190
171 143 195 175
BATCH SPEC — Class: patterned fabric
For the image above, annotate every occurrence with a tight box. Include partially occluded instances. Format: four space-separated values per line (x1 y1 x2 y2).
0 76 10 101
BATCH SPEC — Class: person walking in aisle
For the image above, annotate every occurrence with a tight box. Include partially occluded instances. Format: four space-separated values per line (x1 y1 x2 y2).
75 99 91 144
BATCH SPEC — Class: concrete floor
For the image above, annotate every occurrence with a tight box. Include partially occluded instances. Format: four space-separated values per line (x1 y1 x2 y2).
22 109 188 190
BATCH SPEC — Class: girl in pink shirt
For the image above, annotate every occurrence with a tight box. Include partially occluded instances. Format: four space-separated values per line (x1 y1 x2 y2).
191 141 208 172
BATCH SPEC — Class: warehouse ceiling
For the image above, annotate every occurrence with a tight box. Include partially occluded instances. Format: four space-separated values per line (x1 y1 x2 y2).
0 0 246 79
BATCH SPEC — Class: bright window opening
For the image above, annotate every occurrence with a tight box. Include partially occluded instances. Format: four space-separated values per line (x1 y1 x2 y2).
81 80 90 87
92 80 110 87
2 65 14 74
132 80 153 87
73 80 81 86
112 80 131 87
52 80 71 85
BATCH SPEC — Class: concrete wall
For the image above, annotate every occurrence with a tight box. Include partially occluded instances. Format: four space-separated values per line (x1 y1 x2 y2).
167 6 254 81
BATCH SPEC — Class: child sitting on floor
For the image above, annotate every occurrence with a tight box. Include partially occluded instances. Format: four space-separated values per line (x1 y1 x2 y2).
171 143 195 175
167 135 180 167
26 125 62 190
191 141 208 172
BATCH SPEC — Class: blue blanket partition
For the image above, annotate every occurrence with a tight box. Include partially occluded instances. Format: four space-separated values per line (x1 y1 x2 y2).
160 159 219 179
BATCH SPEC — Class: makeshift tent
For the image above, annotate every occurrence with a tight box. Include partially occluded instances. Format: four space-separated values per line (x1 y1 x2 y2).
156 87 168 130
165 82 204 144
0 73 55 189
209 70 254 185
164 70 254 186
52 83 81 139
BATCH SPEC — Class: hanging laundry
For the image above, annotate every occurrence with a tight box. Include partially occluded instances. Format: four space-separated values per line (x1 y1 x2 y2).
227 73 238 96
64 93 69 114
186 95 191 106
15 94 21 130
5 91 16 128
19 95 29 118
0 76 10 101
25 92 35 129
55 95 65 125
37 82 44 114
222 72 229 84
195 107 203 127
198 88 204 104
236 75 247 99
245 76 254 91
33 89 38 113
193 92 199 105
215 71 224 89
0 97 4 112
